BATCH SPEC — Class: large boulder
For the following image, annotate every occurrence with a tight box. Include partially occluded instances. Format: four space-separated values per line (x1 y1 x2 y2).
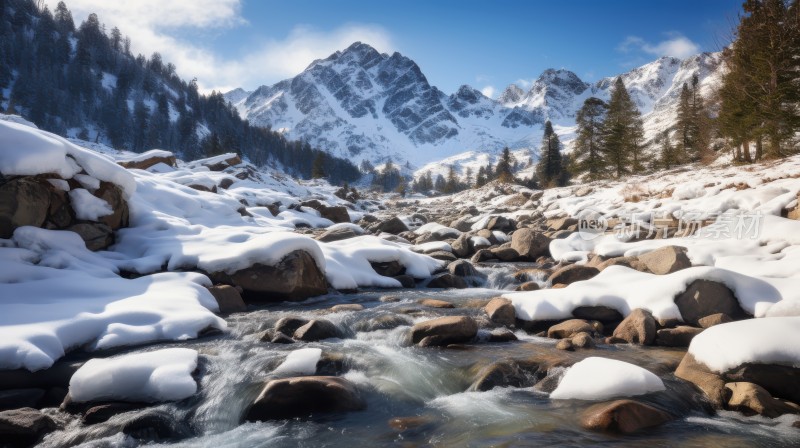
572 306 623 322
510 228 551 260
547 265 599 286
245 376 365 421
484 297 516 327
410 316 478 347
468 360 537 391
674 280 747 326
207 285 246 314
451 234 471 258
724 382 800 418
675 353 728 406
655 326 703 347
0 407 57 447
293 319 342 341
0 177 51 238
581 400 674 434
316 226 361 242
94 182 129 230
637 246 691 275
301 200 350 224
376 217 408 234
67 222 114 251
547 319 595 339
212 250 328 301
426 273 467 289
612 309 657 345
546 217 578 232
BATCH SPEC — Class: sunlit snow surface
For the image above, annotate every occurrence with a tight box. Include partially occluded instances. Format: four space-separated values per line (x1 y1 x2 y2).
550 357 665 400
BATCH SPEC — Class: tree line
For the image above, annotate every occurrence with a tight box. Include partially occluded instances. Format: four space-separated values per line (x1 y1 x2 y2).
0 0 361 184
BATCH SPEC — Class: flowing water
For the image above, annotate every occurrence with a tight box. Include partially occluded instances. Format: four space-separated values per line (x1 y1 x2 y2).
37 265 800 448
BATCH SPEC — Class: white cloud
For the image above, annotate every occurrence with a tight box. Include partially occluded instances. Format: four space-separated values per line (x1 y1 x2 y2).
44 0 393 93
515 78 535 90
618 33 700 59
480 85 496 98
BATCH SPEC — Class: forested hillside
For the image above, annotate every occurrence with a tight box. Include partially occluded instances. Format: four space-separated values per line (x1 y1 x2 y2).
0 0 360 184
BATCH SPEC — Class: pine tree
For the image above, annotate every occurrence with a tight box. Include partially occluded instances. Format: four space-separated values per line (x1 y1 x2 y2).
495 147 514 183
463 167 473 188
475 166 486 188
720 0 799 159
659 131 679 169
434 174 446 191
444 165 459 193
603 77 644 177
676 83 693 163
311 152 326 179
535 121 566 187
572 97 607 179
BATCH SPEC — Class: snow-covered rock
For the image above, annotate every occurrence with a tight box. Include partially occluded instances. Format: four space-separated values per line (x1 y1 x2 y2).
68 348 199 403
550 357 665 401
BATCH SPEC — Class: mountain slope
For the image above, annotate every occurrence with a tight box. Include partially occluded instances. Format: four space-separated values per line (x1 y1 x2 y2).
227 42 542 166
229 44 724 171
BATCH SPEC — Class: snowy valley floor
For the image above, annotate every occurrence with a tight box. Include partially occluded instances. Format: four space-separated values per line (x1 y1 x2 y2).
1 116 799 446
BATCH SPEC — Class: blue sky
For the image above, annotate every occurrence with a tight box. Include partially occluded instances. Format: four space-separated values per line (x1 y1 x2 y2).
47 0 743 95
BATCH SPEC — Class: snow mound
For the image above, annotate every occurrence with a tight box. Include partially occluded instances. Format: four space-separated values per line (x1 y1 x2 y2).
69 188 113 220
0 227 225 371
550 357 665 400
0 120 135 197
272 348 322 375
688 316 800 373
69 348 199 403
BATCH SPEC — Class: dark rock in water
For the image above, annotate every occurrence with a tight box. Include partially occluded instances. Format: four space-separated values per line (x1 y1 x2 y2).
330 304 364 312
487 328 518 343
447 259 481 278
612 309 657 345
725 363 800 405
121 410 187 442
83 402 146 425
547 265 599 286
376 216 409 234
655 326 703 347
0 361 82 391
547 319 594 339
724 382 800 418
419 298 454 309
510 228 551 260
207 285 246 314
515 281 540 291
293 319 342 341
370 260 405 277
697 313 733 329
572 305 623 322
392 275 416 288
581 400 674 434
469 360 537 391
0 389 45 411
410 316 478 347
555 339 574 351
353 314 413 332
274 316 310 336
0 407 57 447
571 332 596 349
484 297 516 327
316 226 361 242
271 332 295 344
426 273 467 289
212 250 328 301
245 376 365 421
388 415 436 432
674 280 748 326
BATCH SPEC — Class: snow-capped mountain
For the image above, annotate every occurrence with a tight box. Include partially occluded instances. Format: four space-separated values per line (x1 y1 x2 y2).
227 43 724 170
226 42 541 166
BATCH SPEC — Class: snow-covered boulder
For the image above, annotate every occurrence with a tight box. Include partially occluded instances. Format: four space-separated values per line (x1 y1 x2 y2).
550 357 666 401
68 349 199 403
116 149 177 170
0 120 133 249
675 317 800 407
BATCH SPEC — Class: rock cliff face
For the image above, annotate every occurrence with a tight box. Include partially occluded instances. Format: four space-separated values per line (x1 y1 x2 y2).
227 43 723 167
